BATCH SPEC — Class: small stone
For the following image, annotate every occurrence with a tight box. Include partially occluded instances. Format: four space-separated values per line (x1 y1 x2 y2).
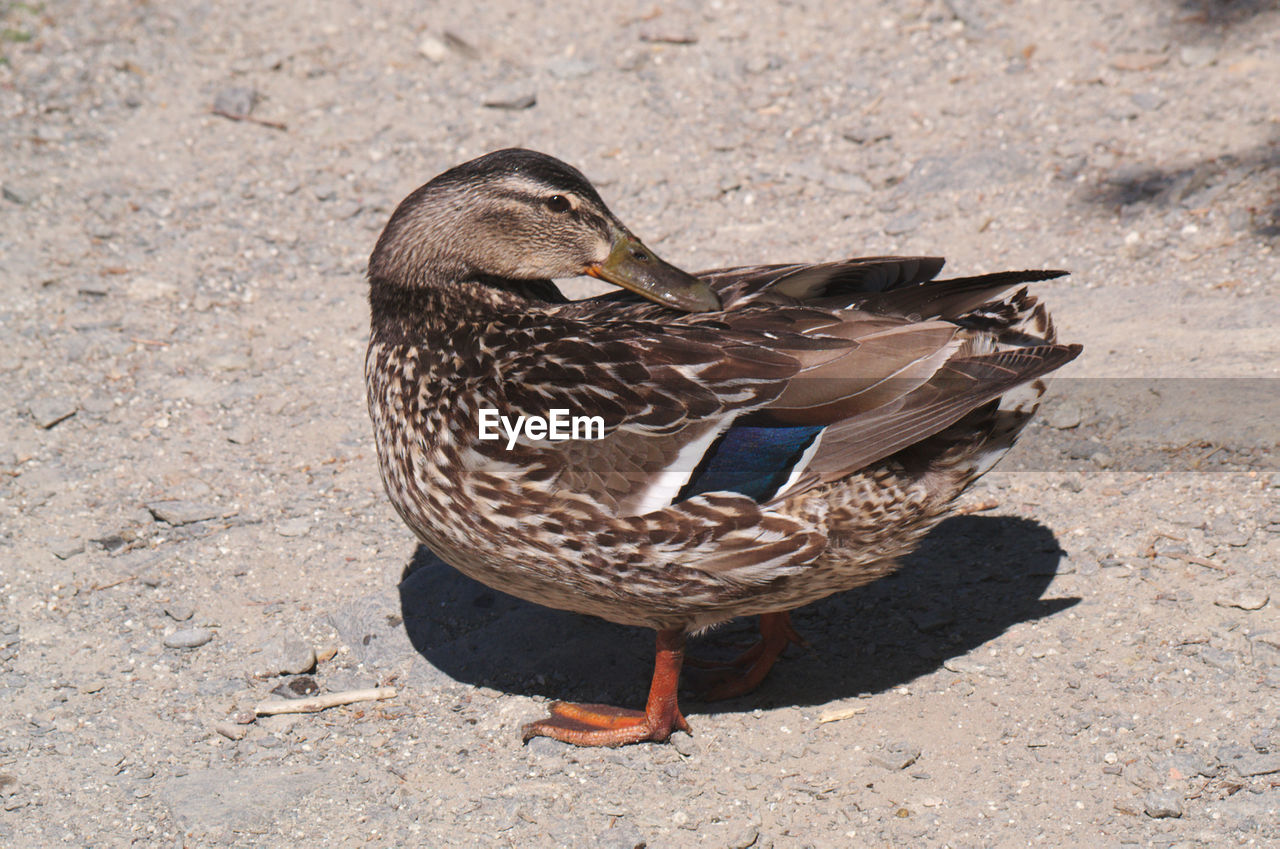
213 86 258 119
1210 516 1252 547
883 212 921 236
214 721 247 741
1165 751 1214 778
727 823 760 849
670 733 699 757
870 741 921 770
48 537 85 560
163 628 214 649
1215 587 1269 611
1044 400 1083 429
525 735 570 757
417 34 448 62
546 58 596 80
148 501 223 526
744 54 781 74
254 635 317 677
942 656 986 674
2 185 26 204
1130 92 1166 111
164 603 195 622
921 796 942 807
1179 45 1217 68
275 517 311 538
226 426 254 445
1143 791 1183 819
1230 753 1280 777
482 85 537 110
594 819 644 849
28 398 77 429
270 676 319 698
91 532 130 554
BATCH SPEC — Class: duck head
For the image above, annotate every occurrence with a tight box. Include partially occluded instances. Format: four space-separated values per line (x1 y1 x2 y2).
369 148 721 313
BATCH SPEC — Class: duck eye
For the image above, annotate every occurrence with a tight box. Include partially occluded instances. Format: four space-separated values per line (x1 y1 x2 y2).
545 195 571 213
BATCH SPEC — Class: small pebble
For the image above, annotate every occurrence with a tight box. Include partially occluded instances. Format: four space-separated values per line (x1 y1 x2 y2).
1179 45 1217 68
1143 791 1183 819
595 820 644 849
727 824 760 849
274 518 311 538
482 85 537 110
525 736 570 757
254 634 317 677
870 741 921 771
270 676 319 699
164 603 195 622
1044 400 1083 429
417 34 448 62
883 212 921 236
1231 753 1280 777
213 86 258 119
546 58 596 80
163 628 214 649
214 721 248 741
670 733 699 757
48 537 85 560
1215 588 1269 611
28 398 77 429
148 501 222 526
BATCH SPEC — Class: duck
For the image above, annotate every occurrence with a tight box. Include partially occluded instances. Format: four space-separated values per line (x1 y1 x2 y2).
364 148 1081 747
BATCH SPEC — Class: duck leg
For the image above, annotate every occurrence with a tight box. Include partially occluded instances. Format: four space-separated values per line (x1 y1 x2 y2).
691 611 807 701
521 629 692 747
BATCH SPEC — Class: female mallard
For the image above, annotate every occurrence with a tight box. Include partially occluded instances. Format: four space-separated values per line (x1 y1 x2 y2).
365 148 1080 747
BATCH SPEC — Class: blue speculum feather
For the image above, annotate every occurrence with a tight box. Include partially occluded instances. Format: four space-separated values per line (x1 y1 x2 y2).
677 423 825 503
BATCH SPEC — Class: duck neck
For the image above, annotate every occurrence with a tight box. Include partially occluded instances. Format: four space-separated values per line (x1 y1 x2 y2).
368 272 566 340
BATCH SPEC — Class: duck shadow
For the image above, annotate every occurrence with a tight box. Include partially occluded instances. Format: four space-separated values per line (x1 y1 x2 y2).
397 514 1077 711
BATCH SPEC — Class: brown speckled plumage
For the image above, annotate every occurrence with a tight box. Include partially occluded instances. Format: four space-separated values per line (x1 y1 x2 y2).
365 149 1081 745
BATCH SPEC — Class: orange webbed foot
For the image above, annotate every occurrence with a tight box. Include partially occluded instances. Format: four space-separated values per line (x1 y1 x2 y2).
521 629 691 748
522 701 690 747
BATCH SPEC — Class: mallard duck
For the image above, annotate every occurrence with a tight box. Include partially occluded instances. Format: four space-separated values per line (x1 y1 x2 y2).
365 148 1080 747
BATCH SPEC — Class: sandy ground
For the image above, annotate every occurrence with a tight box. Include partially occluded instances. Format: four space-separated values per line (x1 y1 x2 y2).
2 0 1278 846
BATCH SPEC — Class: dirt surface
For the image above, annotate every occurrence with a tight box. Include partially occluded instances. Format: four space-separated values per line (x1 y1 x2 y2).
2 0 1279 846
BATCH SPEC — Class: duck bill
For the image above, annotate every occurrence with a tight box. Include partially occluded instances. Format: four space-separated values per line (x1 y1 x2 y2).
586 233 721 313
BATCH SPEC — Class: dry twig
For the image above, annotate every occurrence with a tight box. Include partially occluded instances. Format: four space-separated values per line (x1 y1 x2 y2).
254 687 396 716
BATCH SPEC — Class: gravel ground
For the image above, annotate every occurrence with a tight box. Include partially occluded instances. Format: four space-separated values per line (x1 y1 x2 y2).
2 0 1278 846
